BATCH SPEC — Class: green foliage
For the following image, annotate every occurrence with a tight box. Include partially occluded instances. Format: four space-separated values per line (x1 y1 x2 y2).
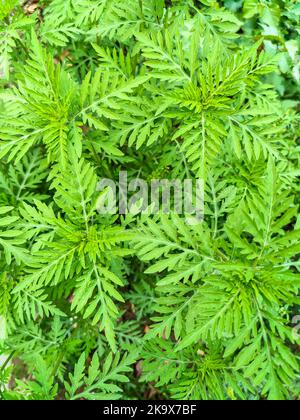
65 351 138 400
0 0 299 401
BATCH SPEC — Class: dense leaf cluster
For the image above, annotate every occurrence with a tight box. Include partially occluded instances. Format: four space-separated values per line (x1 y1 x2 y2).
0 0 299 400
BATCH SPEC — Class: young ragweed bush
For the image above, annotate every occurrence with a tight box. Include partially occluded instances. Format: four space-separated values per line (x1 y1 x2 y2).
0 0 299 401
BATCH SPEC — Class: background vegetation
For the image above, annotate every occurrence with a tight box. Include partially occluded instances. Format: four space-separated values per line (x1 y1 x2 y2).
0 0 299 400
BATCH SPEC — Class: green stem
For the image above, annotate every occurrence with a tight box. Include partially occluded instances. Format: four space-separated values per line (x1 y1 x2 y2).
139 0 145 31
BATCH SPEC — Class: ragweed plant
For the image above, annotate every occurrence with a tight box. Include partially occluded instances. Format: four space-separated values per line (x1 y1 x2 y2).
0 0 299 401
